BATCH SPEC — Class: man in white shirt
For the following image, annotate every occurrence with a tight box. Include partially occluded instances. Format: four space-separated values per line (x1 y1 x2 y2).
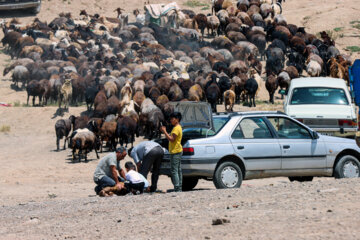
128 141 164 192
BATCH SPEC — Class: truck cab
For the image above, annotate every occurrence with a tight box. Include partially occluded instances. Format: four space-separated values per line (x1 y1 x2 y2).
284 77 357 137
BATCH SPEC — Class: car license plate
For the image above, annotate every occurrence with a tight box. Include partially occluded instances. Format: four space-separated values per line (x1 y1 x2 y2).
161 162 170 168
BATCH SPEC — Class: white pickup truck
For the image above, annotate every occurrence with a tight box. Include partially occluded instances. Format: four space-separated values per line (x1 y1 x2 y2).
284 77 357 137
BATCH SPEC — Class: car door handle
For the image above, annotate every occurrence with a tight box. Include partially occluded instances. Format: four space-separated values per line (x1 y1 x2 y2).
237 146 244 150
283 145 290 149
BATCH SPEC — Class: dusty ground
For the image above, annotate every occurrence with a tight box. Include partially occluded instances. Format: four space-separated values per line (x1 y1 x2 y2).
0 0 360 239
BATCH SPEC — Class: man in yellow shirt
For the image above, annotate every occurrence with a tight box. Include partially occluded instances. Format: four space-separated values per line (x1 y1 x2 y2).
160 112 183 192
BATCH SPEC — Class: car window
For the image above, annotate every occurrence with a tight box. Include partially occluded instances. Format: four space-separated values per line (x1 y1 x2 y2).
268 117 312 139
232 117 273 139
290 87 349 105
183 116 229 138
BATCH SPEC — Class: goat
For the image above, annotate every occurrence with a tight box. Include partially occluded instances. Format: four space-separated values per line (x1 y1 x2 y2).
55 117 72 151
69 128 100 162
59 78 72 110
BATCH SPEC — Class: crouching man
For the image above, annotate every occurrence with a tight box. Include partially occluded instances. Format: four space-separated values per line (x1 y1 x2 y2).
124 161 149 194
93 147 127 195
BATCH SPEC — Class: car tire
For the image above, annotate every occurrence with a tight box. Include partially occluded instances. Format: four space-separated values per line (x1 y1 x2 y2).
213 161 243 189
29 1 41 14
288 176 314 182
182 177 199 191
334 155 360 179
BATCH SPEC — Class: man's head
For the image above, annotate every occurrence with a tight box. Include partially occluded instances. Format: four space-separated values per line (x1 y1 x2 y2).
115 146 127 161
125 161 136 171
169 111 182 126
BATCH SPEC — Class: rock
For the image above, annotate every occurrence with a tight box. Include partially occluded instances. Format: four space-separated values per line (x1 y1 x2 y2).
212 218 230 225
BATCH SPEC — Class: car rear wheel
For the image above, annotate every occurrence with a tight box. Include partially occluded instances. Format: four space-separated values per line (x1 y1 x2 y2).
182 177 199 191
334 155 360 178
288 176 314 182
213 161 242 189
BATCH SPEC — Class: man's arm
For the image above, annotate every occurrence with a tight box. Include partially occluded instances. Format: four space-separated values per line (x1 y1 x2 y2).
110 165 122 189
161 126 177 142
119 168 126 179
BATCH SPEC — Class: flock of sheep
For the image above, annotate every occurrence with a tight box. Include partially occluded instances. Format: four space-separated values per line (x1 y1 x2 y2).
1 0 352 160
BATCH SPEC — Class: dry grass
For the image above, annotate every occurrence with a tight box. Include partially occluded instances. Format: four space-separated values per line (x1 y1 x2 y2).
0 125 11 133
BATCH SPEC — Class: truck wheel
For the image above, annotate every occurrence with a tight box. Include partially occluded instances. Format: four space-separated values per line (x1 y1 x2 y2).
29 1 41 14
288 176 314 182
213 161 242 189
334 155 360 178
182 177 199 191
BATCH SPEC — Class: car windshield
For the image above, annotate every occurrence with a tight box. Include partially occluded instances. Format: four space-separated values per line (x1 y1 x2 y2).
183 116 229 138
290 87 349 105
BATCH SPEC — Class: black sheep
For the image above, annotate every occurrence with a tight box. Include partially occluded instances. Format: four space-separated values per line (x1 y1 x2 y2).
218 75 231 103
244 77 258 107
26 80 45 106
85 85 99 111
206 74 221 113
116 116 138 148
55 117 72 151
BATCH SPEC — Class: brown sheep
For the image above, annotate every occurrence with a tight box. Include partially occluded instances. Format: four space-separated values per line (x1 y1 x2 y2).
107 95 120 115
194 14 208 37
156 94 170 110
168 82 184 101
156 77 172 95
188 84 204 101
149 86 161 104
19 45 44 58
104 81 118 98
94 90 107 110
207 15 220 36
133 91 145 113
224 85 236 112
266 74 278 104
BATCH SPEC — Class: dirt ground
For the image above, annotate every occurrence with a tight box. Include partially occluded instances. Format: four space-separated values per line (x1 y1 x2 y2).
0 0 360 239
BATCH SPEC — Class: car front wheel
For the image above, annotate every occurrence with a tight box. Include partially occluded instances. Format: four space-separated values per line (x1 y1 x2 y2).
213 161 243 189
182 177 199 191
334 155 360 178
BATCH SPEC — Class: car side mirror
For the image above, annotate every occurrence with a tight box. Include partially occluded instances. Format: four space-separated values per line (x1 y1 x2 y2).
312 131 319 139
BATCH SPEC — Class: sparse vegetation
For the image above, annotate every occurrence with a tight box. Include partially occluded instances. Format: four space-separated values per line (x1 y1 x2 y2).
184 0 208 8
333 27 343 32
13 101 21 107
352 24 360 30
201 6 210 10
303 16 310 21
316 30 339 40
48 194 57 199
0 125 11 133
346 46 360 52
350 20 360 24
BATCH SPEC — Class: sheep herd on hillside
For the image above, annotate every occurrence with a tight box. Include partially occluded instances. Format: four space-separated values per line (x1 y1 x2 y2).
0 0 353 160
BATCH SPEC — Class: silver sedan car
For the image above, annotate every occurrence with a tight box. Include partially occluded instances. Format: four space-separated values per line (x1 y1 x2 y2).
159 110 360 190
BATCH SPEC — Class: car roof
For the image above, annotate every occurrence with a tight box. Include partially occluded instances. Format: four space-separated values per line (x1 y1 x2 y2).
290 77 347 88
229 111 286 117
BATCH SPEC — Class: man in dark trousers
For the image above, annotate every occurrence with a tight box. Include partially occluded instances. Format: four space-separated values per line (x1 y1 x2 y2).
93 147 127 195
128 141 164 192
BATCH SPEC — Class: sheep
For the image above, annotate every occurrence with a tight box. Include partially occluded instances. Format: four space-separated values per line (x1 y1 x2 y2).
188 84 204 101
104 81 118 98
85 85 100 111
244 77 258 107
3 58 34 76
39 79 51 105
133 80 145 93
156 94 170 110
55 117 72 151
266 74 278 104
249 67 263 97
107 95 120 115
207 15 220 36
148 86 161 104
59 78 72 110
205 74 220 113
277 71 290 99
224 85 235 112
306 60 321 77
26 80 45 106
92 121 118 153
116 116 138 148
69 128 100 162
12 65 29 88
168 82 184 101
19 45 44 58
120 82 132 107
133 91 145 113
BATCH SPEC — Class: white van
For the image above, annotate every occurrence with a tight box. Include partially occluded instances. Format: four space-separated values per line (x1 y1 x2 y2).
284 77 357 137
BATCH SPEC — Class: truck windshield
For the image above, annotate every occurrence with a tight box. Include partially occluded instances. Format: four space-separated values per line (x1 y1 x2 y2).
290 87 349 105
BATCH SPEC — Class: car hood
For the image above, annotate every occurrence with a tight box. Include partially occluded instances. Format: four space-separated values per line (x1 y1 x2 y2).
168 101 214 130
319 134 356 144
286 104 355 119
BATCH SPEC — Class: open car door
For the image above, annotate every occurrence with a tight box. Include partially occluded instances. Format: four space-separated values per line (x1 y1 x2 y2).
168 101 214 131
